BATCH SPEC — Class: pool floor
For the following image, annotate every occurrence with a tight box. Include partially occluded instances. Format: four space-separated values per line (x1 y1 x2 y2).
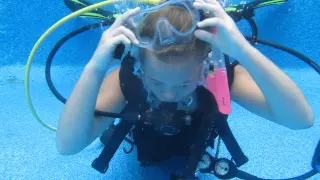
0 65 319 180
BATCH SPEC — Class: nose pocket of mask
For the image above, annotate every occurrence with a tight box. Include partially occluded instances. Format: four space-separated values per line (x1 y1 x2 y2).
157 18 176 46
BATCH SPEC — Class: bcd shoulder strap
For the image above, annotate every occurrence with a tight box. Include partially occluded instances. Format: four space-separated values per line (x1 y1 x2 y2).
92 53 149 173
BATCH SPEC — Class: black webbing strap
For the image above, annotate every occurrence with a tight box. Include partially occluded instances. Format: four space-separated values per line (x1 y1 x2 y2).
92 120 134 173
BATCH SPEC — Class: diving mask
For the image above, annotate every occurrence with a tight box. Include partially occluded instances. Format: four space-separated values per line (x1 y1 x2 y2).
124 0 201 51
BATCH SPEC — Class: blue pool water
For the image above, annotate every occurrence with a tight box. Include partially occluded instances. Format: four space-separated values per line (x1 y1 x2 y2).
1 0 320 179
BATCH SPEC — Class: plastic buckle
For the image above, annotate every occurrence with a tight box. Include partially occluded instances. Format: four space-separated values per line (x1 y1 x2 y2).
91 158 109 174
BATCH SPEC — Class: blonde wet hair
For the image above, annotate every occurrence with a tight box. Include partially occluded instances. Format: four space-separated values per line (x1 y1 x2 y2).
138 5 211 64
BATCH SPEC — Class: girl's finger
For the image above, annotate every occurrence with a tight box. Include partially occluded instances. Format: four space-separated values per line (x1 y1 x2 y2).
113 26 139 44
194 29 216 44
111 34 132 59
112 7 141 28
193 0 225 19
111 34 131 49
197 17 224 30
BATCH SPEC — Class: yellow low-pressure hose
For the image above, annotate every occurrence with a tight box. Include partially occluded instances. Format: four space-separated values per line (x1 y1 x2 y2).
25 0 121 132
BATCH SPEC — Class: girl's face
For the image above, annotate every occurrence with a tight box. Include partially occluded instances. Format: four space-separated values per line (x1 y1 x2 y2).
141 51 204 102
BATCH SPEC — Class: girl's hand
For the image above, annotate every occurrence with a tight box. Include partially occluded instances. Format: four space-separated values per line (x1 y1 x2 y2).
89 7 140 73
193 0 251 59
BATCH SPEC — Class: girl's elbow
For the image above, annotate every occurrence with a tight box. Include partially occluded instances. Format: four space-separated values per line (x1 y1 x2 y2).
56 139 84 156
290 111 314 130
303 110 314 129
55 133 86 156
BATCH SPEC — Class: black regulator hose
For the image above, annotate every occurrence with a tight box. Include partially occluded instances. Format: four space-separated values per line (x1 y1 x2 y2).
255 137 319 180
45 21 109 104
236 169 317 180
246 17 258 44
245 15 320 74
256 169 318 180
244 36 320 74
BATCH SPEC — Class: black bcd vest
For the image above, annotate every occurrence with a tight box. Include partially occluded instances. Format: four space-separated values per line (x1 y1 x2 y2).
92 52 248 178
